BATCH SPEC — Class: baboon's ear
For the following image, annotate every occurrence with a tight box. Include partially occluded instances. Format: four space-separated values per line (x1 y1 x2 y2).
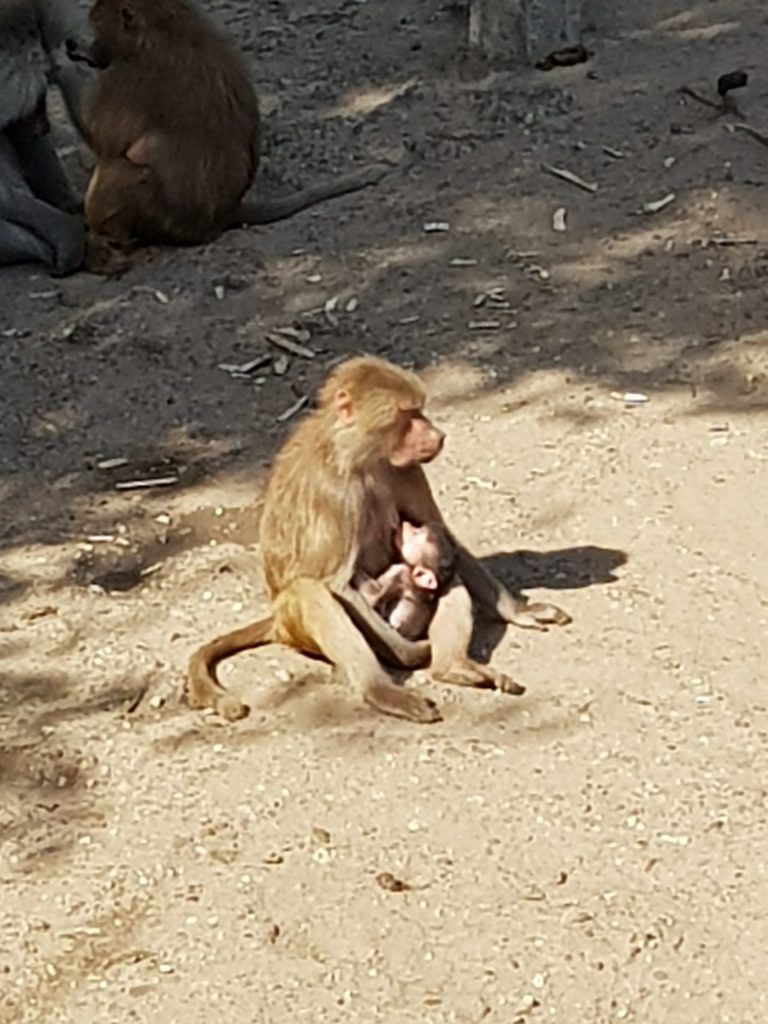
334 388 355 425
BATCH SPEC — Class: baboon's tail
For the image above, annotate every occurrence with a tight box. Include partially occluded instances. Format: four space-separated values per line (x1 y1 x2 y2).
185 616 275 722
229 163 393 227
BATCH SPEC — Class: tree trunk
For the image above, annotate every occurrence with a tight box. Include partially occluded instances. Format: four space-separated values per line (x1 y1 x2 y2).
469 0 585 65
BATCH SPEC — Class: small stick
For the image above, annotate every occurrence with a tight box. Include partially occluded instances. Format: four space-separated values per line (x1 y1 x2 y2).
680 85 719 110
680 85 743 118
733 123 768 149
265 332 315 360
541 163 598 194
276 395 309 423
709 236 758 247
115 476 178 490
126 685 149 714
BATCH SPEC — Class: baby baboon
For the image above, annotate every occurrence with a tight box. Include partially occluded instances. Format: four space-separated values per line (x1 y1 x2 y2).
355 520 458 640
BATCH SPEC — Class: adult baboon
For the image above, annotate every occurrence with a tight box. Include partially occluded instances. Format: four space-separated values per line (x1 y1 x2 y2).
188 357 570 724
59 0 393 273
0 0 86 275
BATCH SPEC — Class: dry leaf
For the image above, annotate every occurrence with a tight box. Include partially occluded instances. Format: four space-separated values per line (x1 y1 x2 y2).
376 872 409 892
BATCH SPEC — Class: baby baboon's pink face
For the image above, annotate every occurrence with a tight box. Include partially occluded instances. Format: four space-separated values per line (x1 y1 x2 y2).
397 522 440 591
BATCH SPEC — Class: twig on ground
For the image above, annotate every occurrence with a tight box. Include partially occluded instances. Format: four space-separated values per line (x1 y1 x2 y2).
680 84 744 118
733 122 768 149
541 163 597 194
680 85 720 110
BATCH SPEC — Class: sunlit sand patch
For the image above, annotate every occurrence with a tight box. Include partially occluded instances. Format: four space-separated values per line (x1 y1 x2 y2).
678 21 740 40
325 78 418 119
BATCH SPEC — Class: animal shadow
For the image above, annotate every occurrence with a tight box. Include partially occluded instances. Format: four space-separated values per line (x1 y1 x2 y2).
483 544 627 592
471 543 627 661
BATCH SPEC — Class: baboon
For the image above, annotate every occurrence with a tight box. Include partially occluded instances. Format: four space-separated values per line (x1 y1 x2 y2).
59 0 394 273
187 356 571 724
354 520 458 641
0 0 86 274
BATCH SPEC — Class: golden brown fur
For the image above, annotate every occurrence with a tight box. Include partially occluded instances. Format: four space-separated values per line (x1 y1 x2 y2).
261 359 428 597
186 356 571 724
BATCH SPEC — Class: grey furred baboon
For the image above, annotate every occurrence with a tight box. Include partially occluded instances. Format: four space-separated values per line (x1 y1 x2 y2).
0 0 87 275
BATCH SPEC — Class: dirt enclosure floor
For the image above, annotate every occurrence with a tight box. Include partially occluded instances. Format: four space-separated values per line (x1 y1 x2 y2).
2 0 768 1021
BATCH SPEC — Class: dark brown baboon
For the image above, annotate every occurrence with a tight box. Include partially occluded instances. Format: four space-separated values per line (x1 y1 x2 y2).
0 0 86 274
186 356 571 725
60 0 392 273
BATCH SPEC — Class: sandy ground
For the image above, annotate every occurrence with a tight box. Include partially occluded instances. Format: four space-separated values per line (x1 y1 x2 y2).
2 0 768 1021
